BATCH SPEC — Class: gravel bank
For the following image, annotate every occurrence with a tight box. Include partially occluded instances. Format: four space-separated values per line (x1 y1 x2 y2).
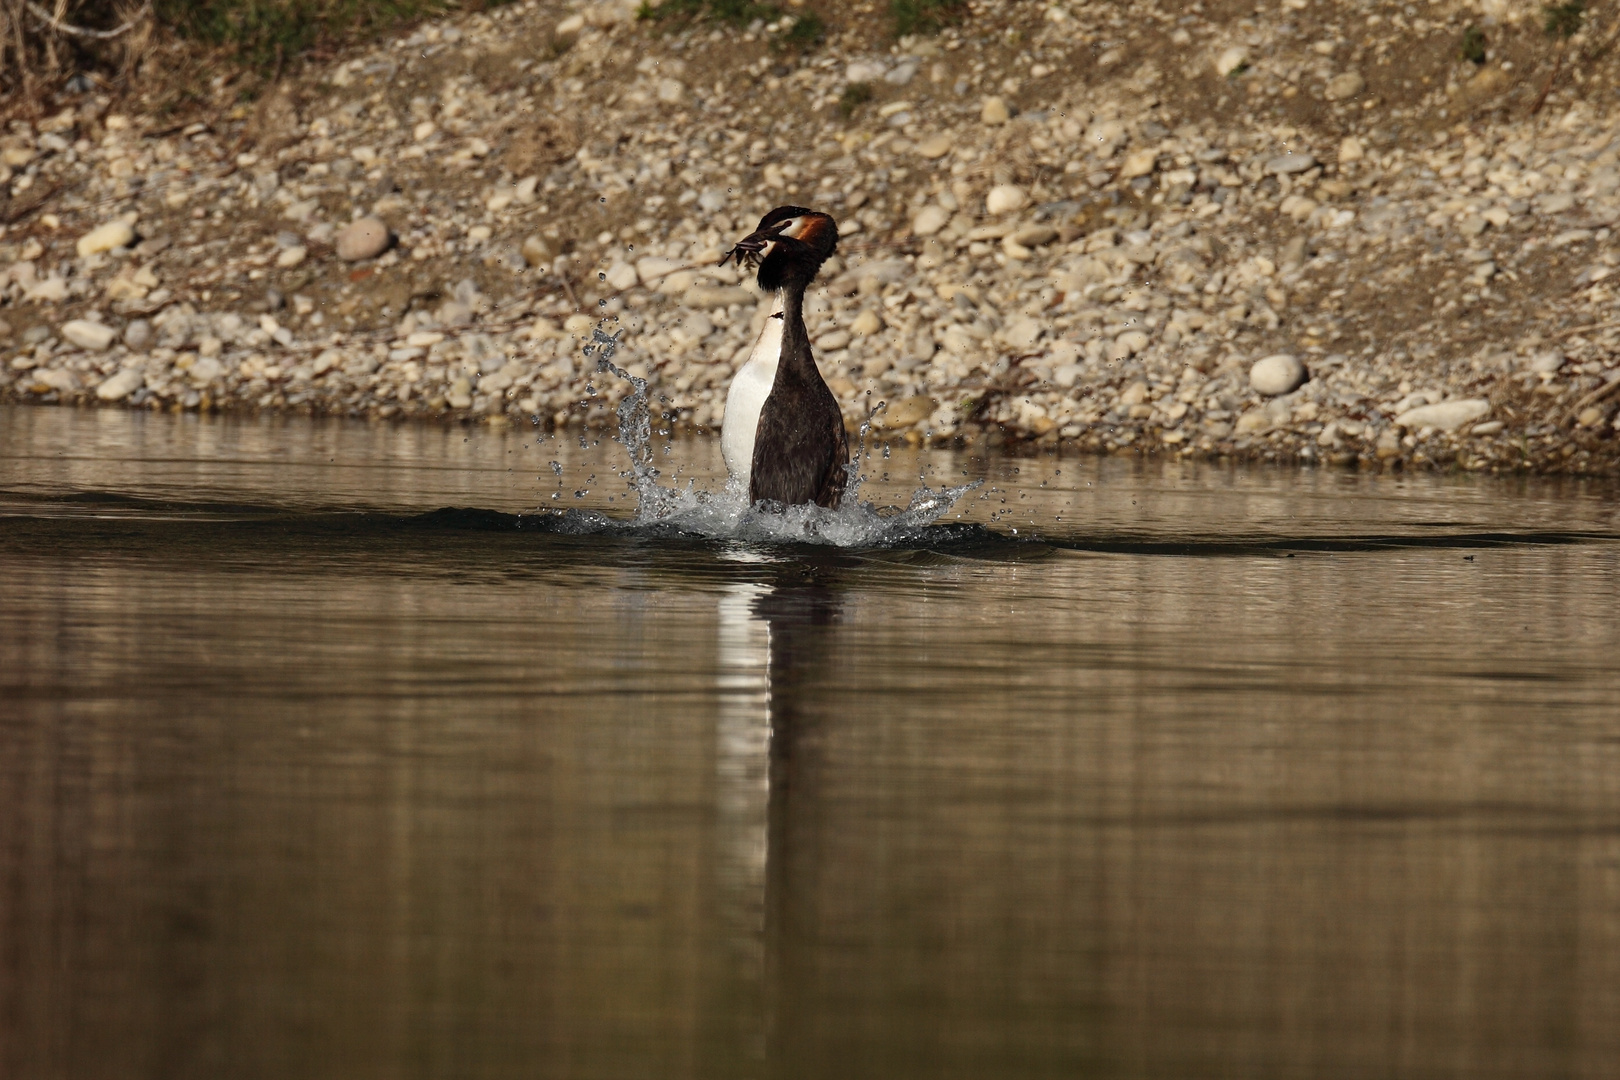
4 0 1620 474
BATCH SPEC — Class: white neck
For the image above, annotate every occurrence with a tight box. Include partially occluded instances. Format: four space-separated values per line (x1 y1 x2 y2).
720 292 787 485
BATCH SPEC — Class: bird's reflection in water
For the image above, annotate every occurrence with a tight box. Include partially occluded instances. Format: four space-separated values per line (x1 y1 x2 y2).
713 562 847 1077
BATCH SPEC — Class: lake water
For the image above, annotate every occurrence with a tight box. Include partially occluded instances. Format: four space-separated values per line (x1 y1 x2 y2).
4 403 1620 1080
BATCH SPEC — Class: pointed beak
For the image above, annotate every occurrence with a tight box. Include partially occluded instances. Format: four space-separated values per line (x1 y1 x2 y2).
718 221 785 269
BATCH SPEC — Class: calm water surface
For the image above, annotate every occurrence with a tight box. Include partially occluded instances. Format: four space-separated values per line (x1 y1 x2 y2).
3 404 1620 1080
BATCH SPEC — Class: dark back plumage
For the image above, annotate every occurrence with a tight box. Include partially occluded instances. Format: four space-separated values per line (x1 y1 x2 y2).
720 206 848 509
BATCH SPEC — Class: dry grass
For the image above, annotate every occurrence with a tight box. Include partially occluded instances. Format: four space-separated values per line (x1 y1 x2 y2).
1 0 476 110
2 1 154 106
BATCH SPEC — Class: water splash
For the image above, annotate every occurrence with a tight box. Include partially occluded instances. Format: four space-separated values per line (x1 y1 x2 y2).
582 325 980 547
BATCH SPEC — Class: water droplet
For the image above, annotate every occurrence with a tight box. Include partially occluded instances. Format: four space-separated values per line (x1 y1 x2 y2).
598 272 606 281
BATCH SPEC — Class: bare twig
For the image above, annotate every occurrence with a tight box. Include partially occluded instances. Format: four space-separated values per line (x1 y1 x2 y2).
1564 374 1620 425
1 179 62 224
1554 318 1620 339
25 0 150 40
1529 41 1566 116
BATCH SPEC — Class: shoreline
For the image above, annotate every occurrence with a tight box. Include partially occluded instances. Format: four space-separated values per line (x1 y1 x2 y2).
4 0 1620 476
6 392 1616 477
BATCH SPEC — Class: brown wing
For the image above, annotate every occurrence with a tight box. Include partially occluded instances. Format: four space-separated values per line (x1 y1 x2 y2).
812 419 850 509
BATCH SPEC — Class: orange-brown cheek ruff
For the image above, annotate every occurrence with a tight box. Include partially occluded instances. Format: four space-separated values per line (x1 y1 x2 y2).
781 215 832 247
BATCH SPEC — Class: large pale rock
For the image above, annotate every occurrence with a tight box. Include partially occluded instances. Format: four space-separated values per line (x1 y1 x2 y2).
1527 350 1565 373
1010 225 1057 247
188 356 224 384
522 234 554 267
635 256 694 293
873 395 936 430
335 217 391 261
604 262 638 291
1324 72 1365 101
1119 149 1158 180
1338 136 1365 163
846 60 886 84
999 316 1043 350
1265 153 1318 175
1214 46 1248 77
1249 354 1307 396
1394 399 1490 431
684 285 754 309
1235 410 1274 435
1280 195 1319 222
985 184 1028 215
76 220 135 258
1111 330 1150 359
916 134 952 159
61 319 117 351
96 367 144 401
123 320 152 350
912 205 950 236
980 96 1011 125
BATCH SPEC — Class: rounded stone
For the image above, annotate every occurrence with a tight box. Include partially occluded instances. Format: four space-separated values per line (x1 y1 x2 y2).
61 319 118 351
1527 349 1565 373
1325 72 1366 101
335 217 392 261
522 234 554 267
846 60 886 84
1394 399 1490 432
1119 149 1158 180
96 367 144 401
1112 330 1150 359
76 220 136 258
985 184 1028 215
874 394 936 430
123 319 152 350
1214 46 1248 77
912 205 950 237
980 96 1012 126
1249 353 1308 396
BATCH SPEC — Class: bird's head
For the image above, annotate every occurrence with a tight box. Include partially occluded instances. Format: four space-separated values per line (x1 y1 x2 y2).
718 206 839 292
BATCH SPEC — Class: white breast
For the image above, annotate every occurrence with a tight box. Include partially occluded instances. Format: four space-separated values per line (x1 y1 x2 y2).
721 293 785 487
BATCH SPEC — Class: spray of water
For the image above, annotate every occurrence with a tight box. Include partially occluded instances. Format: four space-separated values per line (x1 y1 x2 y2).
579 325 980 547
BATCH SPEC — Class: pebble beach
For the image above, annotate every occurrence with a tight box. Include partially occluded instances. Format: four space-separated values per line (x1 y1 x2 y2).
3 0 1620 473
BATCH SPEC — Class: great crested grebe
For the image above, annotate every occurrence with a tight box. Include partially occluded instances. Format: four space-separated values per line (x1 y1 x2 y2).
717 206 848 510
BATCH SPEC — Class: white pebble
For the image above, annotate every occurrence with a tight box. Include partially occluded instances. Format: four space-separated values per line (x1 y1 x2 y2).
1394 399 1490 432
61 319 117 351
335 217 391 261
985 184 1028 215
1250 354 1307 396
76 220 135 258
95 368 144 401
